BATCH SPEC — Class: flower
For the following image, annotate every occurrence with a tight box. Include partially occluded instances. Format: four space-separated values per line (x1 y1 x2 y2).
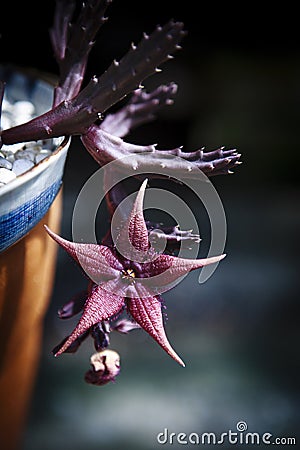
45 179 225 367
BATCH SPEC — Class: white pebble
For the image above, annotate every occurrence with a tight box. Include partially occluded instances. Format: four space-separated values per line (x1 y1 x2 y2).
0 168 17 184
0 156 13 170
13 101 35 116
15 149 36 162
40 148 52 154
35 151 51 164
1 143 24 154
0 98 57 184
41 139 55 150
24 142 43 153
12 159 34 176
1 113 12 130
2 152 15 163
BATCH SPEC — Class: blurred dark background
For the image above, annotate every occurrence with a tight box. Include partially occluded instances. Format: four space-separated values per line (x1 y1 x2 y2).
1 1 299 449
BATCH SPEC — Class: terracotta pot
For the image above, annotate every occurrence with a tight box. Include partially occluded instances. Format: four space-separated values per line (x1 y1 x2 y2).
0 188 63 450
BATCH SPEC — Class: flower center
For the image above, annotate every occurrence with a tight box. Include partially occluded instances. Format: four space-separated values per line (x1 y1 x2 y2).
121 268 136 281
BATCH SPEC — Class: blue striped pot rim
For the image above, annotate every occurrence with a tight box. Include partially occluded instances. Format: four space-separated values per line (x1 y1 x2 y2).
0 137 70 252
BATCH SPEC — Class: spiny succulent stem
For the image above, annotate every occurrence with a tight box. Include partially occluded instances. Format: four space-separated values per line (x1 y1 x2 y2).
51 0 113 105
0 19 185 145
82 127 242 178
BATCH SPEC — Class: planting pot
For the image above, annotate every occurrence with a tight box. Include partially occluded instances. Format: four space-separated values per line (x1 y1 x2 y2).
0 66 71 450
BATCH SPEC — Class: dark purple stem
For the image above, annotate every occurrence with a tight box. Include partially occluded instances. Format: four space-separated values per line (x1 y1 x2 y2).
0 20 185 145
72 20 185 116
50 0 76 63
82 127 242 178
50 0 112 106
101 83 178 137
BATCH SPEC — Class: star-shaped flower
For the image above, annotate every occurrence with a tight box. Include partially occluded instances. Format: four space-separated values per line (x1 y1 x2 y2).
45 179 225 367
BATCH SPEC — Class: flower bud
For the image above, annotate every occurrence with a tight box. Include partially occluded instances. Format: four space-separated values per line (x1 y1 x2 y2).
58 290 87 319
84 349 120 386
112 318 140 333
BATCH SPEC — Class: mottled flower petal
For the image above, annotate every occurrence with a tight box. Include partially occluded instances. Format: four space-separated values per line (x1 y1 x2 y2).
141 253 226 292
44 225 122 282
127 284 185 367
54 285 124 356
52 330 90 355
113 178 150 259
